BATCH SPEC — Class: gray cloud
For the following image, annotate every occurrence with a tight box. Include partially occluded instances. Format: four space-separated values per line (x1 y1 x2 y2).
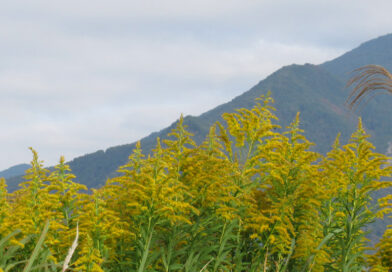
1 0 392 169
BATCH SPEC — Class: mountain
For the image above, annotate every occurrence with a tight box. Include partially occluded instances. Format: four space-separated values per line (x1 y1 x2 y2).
4 33 392 193
321 33 392 80
0 164 29 180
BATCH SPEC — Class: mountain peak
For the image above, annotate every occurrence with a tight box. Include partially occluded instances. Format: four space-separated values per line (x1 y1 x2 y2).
0 164 29 180
3 33 392 194
321 33 392 79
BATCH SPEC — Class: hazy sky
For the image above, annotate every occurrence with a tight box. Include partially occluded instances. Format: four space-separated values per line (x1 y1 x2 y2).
1 0 392 170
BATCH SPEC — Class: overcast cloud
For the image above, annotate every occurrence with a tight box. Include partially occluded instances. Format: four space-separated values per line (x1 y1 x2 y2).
1 0 392 170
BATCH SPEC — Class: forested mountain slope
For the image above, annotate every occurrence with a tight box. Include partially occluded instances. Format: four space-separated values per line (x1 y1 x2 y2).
0 164 30 179
4 33 392 192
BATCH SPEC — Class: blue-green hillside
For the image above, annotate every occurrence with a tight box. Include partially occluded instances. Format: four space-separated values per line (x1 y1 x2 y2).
4 33 392 192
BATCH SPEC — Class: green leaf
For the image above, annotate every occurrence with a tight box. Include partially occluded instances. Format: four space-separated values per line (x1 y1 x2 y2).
23 219 50 272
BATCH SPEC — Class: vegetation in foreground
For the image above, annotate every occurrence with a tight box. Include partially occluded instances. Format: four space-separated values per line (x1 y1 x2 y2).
0 95 391 271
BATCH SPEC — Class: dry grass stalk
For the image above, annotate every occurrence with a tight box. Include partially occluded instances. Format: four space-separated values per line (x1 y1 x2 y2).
62 223 79 272
199 258 213 272
263 248 268 272
346 64 392 109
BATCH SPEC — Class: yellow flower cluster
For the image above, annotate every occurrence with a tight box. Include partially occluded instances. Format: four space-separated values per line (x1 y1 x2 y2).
0 94 390 271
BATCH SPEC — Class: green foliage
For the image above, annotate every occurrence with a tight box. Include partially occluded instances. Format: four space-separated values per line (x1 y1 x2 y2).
0 220 62 272
0 95 391 271
320 120 392 271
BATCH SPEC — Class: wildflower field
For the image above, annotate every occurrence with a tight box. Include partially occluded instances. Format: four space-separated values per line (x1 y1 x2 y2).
0 95 391 271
